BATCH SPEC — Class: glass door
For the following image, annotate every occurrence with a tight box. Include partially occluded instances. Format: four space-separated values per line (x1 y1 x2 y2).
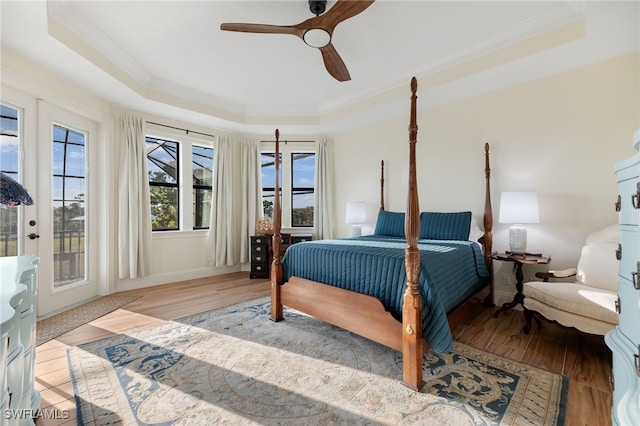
0 103 26 256
35 101 99 316
2 89 103 317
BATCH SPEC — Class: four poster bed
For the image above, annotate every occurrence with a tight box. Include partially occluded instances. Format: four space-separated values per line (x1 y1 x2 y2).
269 77 494 391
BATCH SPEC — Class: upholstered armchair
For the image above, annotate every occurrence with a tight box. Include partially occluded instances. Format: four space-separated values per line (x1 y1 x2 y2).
522 225 619 335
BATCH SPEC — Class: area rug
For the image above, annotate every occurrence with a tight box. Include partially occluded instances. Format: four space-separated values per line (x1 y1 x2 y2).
67 297 567 425
37 294 141 346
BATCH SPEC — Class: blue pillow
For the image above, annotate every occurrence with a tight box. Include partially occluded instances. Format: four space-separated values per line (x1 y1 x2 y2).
420 211 472 240
374 211 405 237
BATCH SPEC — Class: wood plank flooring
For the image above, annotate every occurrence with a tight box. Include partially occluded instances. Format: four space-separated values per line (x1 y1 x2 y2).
34 273 612 425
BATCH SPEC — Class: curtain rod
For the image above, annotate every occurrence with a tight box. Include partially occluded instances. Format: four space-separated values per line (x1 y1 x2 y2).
146 121 215 139
261 140 315 143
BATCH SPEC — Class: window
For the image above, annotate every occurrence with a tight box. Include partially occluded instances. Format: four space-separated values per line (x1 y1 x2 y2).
146 137 179 231
260 152 281 219
146 132 214 231
291 153 315 227
261 142 316 229
192 145 213 229
0 104 20 256
52 124 87 287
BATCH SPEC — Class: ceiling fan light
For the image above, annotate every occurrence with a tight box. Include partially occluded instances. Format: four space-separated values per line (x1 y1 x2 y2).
303 28 331 48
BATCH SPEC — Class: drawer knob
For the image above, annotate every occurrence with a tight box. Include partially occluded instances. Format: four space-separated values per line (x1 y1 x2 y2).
616 244 622 260
615 194 621 212
615 296 621 314
256 266 262 271
256 247 262 252
635 261 640 290
635 345 640 377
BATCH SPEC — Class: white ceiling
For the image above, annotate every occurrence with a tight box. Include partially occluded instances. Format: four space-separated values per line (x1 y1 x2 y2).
1 1 638 135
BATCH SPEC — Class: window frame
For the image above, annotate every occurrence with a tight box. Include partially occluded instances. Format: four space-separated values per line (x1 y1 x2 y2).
290 152 315 228
145 127 214 233
191 143 214 230
51 122 88 287
146 136 180 231
0 102 22 257
260 140 316 231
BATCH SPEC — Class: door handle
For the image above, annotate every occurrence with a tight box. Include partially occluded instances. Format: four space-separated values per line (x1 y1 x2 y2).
27 233 40 240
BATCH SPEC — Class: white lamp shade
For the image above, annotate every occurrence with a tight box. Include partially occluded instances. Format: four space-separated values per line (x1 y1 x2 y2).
345 202 367 224
498 191 539 224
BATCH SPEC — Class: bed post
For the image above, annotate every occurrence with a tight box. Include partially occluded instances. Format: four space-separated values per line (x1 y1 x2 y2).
271 129 284 321
482 143 494 306
402 77 424 391
380 160 385 211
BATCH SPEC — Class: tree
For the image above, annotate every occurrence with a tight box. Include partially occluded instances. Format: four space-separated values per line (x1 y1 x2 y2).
263 200 273 218
149 171 178 230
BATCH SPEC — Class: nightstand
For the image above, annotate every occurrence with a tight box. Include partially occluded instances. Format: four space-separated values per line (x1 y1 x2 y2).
249 236 271 279
492 252 551 317
249 234 312 279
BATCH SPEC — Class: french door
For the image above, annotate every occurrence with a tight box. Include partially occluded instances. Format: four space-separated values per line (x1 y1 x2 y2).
35 101 99 316
1 87 100 317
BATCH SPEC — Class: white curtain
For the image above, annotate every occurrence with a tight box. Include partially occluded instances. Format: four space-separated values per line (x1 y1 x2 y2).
208 136 237 266
314 138 334 240
117 115 152 279
239 139 262 263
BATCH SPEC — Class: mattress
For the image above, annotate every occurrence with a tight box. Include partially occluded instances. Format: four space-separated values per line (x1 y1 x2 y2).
282 235 489 353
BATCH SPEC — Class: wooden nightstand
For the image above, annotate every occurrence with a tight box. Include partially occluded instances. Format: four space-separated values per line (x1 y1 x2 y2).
492 252 551 317
249 234 312 279
249 235 272 279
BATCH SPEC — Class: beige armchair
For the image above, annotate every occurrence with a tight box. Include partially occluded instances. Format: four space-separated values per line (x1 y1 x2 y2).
522 225 619 335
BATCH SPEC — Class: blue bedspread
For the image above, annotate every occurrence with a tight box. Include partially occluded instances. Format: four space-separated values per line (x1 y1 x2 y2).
282 235 489 353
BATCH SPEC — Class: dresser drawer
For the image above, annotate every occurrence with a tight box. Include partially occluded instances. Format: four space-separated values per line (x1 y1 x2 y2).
250 261 269 279
618 277 640 344
251 262 268 273
252 236 268 245
616 154 640 226
619 228 640 283
618 177 640 225
251 252 268 263
291 234 313 244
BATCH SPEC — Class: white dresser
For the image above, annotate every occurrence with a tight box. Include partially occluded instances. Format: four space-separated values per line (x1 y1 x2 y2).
0 256 40 426
606 129 640 426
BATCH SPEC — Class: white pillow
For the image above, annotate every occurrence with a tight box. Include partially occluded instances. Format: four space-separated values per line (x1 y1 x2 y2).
468 219 484 242
585 224 618 245
576 242 619 292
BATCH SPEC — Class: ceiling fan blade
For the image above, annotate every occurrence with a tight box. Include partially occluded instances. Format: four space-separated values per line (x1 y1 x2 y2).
220 23 303 37
314 0 375 33
319 43 351 82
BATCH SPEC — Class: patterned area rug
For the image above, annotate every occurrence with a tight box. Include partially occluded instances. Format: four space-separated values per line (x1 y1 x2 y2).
37 294 141 346
67 298 567 425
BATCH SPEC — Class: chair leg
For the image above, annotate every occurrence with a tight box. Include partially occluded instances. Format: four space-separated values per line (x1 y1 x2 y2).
523 308 533 334
523 308 543 334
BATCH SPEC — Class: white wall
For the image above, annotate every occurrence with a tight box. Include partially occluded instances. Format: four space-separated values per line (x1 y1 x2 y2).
333 53 639 305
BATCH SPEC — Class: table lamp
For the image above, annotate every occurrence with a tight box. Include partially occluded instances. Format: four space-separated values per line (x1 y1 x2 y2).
0 172 33 206
499 191 539 254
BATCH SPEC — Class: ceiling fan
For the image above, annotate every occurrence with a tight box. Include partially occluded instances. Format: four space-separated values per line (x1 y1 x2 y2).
220 0 375 82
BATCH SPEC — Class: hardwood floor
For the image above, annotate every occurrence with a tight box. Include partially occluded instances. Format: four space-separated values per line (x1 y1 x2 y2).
34 273 612 425
451 303 613 426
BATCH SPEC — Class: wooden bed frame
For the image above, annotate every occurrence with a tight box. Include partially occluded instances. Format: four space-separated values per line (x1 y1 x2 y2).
270 77 494 391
